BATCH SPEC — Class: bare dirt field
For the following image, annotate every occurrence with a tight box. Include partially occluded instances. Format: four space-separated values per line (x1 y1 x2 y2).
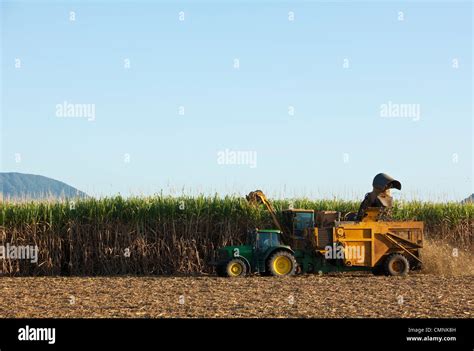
0 274 472 318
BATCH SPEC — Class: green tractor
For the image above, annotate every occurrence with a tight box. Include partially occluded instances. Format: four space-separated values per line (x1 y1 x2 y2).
214 229 297 277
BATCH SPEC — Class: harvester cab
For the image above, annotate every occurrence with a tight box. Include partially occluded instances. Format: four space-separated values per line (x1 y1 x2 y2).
281 209 317 250
282 209 315 237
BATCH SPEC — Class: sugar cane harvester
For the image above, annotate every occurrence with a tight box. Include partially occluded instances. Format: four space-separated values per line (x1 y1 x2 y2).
211 173 423 277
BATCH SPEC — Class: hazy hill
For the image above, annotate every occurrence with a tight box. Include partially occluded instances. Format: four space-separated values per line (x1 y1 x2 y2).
463 194 474 203
0 172 87 200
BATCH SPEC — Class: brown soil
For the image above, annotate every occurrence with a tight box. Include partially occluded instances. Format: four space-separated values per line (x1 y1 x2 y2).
0 274 472 318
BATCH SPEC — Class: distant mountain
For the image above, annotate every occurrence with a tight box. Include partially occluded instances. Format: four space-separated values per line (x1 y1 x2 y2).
0 172 87 200
462 194 474 203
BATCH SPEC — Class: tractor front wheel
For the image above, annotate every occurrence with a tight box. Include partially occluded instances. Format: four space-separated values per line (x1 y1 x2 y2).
384 253 409 276
225 259 247 277
267 251 297 277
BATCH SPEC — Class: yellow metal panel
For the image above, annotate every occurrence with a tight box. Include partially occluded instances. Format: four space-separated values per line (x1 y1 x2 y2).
342 241 371 267
340 228 372 239
334 220 424 268
373 233 392 264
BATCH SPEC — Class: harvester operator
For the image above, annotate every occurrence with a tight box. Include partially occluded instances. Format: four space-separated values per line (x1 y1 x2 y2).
356 173 401 221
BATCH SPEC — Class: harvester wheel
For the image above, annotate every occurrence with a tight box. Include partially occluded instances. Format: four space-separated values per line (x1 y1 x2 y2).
384 253 409 276
225 259 247 277
267 251 297 277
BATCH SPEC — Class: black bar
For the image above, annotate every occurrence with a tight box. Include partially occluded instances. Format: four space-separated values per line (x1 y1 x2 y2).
0 318 471 350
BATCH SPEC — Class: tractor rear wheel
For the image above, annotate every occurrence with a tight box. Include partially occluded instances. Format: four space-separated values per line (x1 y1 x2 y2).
225 259 247 277
384 253 409 276
267 251 297 277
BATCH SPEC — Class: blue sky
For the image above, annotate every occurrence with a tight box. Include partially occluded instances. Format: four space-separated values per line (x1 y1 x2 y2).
1 0 472 200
